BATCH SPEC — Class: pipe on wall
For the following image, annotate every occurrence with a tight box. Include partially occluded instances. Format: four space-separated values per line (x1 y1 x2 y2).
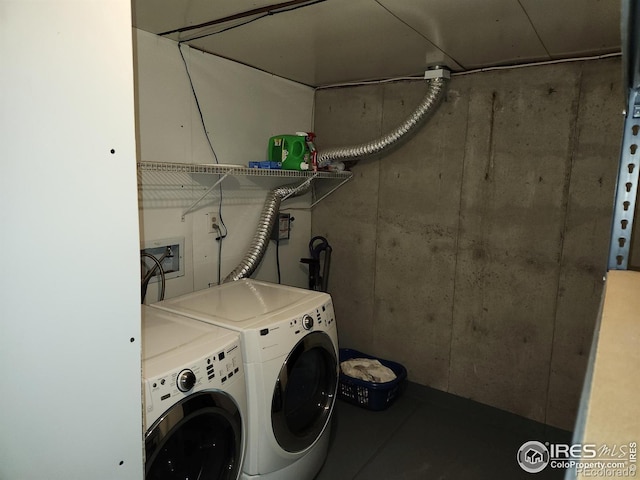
223 181 311 283
317 74 448 168
226 72 449 282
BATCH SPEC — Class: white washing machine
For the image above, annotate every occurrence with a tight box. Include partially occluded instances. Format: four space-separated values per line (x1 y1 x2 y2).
150 279 339 480
142 305 247 480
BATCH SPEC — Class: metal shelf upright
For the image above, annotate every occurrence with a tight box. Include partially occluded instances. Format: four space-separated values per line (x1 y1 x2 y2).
608 0 640 270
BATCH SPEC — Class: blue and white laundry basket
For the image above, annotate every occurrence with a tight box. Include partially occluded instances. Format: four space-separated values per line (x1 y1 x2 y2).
338 348 407 411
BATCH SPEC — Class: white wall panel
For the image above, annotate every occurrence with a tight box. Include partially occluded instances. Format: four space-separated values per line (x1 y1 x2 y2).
0 1 142 478
135 30 315 294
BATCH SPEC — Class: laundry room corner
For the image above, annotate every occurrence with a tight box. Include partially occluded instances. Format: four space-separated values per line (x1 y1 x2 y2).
135 29 316 300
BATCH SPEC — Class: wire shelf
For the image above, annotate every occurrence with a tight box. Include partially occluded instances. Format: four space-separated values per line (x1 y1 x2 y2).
137 161 353 216
137 161 352 180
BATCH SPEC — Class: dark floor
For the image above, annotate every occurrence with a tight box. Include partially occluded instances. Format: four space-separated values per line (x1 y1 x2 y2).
315 382 572 480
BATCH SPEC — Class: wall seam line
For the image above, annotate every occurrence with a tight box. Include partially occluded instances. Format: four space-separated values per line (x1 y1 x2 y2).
543 64 584 427
447 86 472 393
371 83 385 353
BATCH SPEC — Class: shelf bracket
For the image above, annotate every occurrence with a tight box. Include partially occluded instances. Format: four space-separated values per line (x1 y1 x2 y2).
181 172 231 221
281 172 319 202
310 175 353 208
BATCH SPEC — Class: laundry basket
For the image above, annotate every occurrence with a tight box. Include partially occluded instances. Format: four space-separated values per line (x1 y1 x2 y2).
338 348 407 411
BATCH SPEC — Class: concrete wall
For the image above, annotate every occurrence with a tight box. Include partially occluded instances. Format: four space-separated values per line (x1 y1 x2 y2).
312 57 623 431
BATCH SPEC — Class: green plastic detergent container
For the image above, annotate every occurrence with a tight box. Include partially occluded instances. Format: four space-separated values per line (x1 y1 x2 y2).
268 135 310 170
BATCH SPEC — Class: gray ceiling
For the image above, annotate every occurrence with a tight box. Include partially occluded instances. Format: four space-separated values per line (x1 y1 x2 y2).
132 0 621 87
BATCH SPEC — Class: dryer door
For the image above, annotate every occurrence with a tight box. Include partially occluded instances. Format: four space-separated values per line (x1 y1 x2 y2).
145 391 242 480
271 331 338 453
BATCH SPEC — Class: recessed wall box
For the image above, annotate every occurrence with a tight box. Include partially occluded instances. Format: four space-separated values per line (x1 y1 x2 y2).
141 237 185 282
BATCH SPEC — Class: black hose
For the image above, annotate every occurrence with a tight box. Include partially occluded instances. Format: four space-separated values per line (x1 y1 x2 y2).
141 252 166 303
276 237 281 284
214 225 223 286
301 236 332 292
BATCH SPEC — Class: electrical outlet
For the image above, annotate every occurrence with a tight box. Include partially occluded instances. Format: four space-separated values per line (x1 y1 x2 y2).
207 212 219 233
271 213 291 241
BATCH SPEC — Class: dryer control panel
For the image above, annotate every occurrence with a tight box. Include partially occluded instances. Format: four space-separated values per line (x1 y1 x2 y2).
144 338 243 429
246 298 337 362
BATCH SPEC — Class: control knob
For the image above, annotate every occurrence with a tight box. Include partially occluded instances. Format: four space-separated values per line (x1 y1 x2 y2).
177 369 196 392
302 314 314 330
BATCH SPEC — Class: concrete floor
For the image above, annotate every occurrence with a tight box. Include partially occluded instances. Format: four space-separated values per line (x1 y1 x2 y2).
316 382 571 480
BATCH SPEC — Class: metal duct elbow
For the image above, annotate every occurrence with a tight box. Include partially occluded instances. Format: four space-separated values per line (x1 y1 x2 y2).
317 75 449 168
223 180 311 283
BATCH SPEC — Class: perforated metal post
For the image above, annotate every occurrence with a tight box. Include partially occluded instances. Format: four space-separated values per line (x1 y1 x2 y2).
608 91 640 269
608 0 640 270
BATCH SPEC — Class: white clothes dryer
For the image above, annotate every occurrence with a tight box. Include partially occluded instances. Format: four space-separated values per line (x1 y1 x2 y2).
150 279 339 480
142 305 247 480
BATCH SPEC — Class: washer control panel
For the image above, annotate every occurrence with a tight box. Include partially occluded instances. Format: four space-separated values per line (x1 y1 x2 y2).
144 338 243 428
288 299 335 334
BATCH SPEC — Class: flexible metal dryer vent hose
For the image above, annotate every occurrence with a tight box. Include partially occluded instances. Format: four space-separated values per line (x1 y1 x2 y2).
317 76 448 168
223 181 311 283
225 73 449 282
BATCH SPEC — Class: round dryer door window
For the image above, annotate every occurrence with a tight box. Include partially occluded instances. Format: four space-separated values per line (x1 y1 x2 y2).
145 391 242 480
271 331 338 453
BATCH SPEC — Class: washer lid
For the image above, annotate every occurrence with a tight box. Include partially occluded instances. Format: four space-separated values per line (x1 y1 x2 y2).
153 279 319 324
142 305 237 363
